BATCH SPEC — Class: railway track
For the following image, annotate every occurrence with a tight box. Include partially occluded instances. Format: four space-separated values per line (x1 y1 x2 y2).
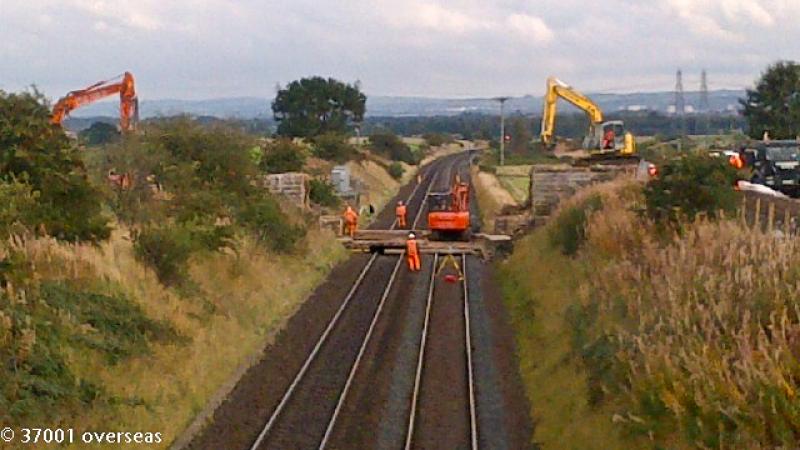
405 253 477 450
249 154 461 450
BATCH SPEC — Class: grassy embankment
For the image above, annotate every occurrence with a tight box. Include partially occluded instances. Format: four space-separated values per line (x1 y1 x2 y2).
492 177 800 449
2 159 409 449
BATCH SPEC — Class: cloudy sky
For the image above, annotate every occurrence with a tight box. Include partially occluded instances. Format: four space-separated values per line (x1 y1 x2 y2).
1 0 798 100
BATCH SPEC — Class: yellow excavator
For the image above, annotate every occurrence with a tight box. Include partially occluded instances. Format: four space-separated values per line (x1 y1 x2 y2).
540 77 636 158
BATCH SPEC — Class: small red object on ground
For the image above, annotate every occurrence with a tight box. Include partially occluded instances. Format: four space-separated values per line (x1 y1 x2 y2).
444 274 458 283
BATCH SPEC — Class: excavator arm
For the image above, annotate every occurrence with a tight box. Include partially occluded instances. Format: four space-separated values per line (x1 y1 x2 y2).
540 77 604 147
51 72 138 132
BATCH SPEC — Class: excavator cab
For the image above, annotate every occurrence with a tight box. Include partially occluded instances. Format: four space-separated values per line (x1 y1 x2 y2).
427 180 471 241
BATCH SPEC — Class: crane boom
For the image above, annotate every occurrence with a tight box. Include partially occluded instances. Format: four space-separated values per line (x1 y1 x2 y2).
51 72 138 132
540 77 604 146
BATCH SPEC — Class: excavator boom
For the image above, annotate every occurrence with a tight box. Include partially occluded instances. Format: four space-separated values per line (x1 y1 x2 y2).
51 72 138 132
541 77 604 147
539 76 635 157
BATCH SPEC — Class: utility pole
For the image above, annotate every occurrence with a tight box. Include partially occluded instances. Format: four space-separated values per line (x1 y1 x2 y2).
700 69 710 135
495 97 510 166
675 69 686 139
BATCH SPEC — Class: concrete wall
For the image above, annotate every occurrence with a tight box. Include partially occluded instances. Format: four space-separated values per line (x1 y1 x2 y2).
262 172 309 209
530 164 628 225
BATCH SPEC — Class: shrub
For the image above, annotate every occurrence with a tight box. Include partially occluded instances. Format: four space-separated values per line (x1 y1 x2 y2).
548 194 602 255
78 121 119 146
311 133 356 163
644 153 738 228
133 225 198 286
387 162 405 180
369 132 416 164
261 138 306 173
236 196 305 252
309 178 340 207
422 133 453 147
0 90 111 243
40 282 180 364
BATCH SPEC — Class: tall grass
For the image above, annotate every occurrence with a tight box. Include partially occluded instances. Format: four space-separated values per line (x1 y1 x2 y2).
524 178 800 448
1 227 347 448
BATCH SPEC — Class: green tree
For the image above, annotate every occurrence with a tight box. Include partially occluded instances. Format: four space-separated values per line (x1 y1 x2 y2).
261 139 306 173
79 121 119 146
741 61 800 139
272 77 366 138
0 90 110 242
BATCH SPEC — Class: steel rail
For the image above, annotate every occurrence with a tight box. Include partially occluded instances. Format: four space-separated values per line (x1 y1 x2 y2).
249 158 446 450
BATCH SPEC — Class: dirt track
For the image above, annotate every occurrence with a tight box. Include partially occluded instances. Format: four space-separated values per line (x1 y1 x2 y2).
185 153 531 450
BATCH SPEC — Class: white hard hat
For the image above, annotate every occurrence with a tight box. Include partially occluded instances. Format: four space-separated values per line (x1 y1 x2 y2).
408 232 415 238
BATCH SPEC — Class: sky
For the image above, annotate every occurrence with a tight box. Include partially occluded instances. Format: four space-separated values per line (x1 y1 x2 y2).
1 0 799 100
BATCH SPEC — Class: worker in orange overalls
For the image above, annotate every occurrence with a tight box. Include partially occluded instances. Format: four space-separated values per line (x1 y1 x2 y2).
395 200 408 228
343 205 359 238
406 232 421 272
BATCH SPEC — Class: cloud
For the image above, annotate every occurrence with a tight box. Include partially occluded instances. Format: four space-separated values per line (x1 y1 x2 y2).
2 0 800 99
506 13 554 44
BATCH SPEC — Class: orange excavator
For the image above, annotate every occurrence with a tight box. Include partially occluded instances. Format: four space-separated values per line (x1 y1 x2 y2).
427 175 471 240
51 72 139 132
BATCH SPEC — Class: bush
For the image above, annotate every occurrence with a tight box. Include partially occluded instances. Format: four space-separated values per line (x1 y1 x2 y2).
261 138 306 173
236 196 305 252
0 90 110 243
309 178 340 207
311 133 356 163
369 132 416 164
387 162 405 180
644 153 738 228
79 121 119 146
422 133 453 147
548 195 602 256
133 225 198 286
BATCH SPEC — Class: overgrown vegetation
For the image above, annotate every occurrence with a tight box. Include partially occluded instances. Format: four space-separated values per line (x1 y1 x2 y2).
309 178 340 207
0 90 110 242
261 138 306 173
311 132 357 163
369 131 416 164
742 60 800 139
387 162 404 180
548 194 602 255
643 153 739 228
501 166 800 448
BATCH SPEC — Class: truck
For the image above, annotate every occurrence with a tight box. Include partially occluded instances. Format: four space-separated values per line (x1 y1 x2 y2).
742 140 800 197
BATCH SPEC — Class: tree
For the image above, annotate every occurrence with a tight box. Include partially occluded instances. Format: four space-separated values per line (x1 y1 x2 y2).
272 77 366 138
0 90 110 242
79 121 119 146
741 61 800 139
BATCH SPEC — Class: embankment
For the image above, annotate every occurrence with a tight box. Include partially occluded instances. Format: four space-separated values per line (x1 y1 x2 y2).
494 178 800 449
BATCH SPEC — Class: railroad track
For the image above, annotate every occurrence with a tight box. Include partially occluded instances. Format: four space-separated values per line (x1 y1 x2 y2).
249 155 459 450
405 252 477 450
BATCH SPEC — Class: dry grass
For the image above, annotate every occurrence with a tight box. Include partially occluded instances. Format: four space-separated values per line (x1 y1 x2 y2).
9 227 347 448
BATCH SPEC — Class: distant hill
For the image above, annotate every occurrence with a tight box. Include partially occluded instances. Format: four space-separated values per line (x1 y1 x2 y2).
68 90 745 121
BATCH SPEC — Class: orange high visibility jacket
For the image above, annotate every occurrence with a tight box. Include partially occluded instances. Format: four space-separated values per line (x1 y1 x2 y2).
406 238 419 256
396 204 407 217
343 207 358 224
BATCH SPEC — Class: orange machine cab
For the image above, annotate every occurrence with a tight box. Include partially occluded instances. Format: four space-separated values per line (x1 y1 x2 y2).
427 180 470 240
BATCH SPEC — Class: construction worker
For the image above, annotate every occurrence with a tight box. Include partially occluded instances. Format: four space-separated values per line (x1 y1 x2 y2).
406 232 421 272
343 205 359 238
395 200 408 228
602 128 616 149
